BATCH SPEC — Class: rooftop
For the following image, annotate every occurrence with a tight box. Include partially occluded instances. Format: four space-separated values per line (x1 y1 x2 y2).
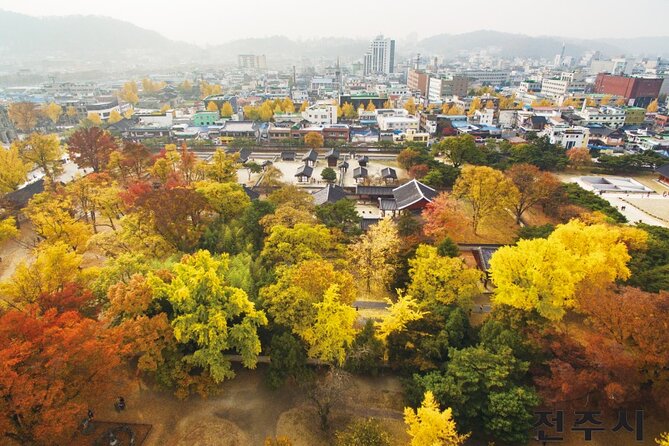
393 179 438 209
312 184 348 206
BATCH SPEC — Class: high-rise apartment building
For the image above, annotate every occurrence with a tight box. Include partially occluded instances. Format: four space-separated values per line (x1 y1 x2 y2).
363 35 395 75
238 54 267 70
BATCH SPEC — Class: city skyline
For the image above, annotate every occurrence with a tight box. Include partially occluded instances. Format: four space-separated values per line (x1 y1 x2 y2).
0 0 667 46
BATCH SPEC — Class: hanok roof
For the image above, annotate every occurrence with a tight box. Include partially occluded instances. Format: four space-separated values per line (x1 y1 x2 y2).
302 149 318 162
237 148 252 163
312 184 348 206
325 149 340 160
656 163 669 178
281 151 296 161
295 164 313 177
392 179 438 209
338 161 349 169
353 166 368 178
381 167 397 179
379 198 398 211
242 185 260 200
3 179 45 209
357 155 369 164
475 246 501 272
355 185 395 197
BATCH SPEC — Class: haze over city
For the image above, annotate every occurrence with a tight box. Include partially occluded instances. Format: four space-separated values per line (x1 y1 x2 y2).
0 0 668 44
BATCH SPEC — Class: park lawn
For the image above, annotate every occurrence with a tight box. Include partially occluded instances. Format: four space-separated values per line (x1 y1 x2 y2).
523 205 562 226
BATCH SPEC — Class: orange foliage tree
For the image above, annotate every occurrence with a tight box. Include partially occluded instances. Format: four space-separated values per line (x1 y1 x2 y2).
0 304 123 445
422 192 469 242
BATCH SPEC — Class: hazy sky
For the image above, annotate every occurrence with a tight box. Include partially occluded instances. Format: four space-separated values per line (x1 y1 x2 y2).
0 0 666 45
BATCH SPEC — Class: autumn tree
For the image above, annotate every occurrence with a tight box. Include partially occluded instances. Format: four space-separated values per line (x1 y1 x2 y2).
135 187 210 252
42 102 63 125
647 99 659 113
141 78 162 93
261 223 335 266
404 391 469 446
366 101 376 112
119 81 139 104
67 126 118 172
490 220 634 320
505 163 560 224
66 105 79 123
0 145 29 193
24 191 92 251
0 241 91 305
119 141 152 179
199 81 222 98
531 98 554 107
341 102 357 119
453 166 519 234
422 193 469 242
467 97 481 116
566 147 592 169
67 173 122 232
407 245 483 307
0 308 123 445
206 149 240 182
108 109 123 124
350 217 400 292
259 101 274 121
404 97 417 114
300 284 358 365
375 291 424 343
260 259 356 336
304 131 324 149
14 120 65 168
206 101 219 113
537 286 669 415
195 180 250 222
283 98 296 113
149 250 268 383
8 102 39 132
87 112 102 126
220 101 234 118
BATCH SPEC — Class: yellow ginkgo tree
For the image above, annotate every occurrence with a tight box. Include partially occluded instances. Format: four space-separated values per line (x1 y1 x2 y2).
404 391 469 446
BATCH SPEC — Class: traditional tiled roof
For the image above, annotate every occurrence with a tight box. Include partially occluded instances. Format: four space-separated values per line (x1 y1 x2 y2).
302 149 318 162
312 184 348 206
295 164 313 177
325 149 340 159
392 179 438 209
381 167 397 179
353 166 368 178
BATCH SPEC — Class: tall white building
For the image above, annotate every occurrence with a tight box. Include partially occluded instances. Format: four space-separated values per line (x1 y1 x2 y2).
363 35 395 75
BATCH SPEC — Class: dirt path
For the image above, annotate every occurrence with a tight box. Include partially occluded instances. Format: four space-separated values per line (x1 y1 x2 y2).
89 368 407 446
0 221 36 281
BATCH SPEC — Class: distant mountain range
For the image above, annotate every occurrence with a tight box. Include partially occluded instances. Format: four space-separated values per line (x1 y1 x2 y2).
0 9 668 69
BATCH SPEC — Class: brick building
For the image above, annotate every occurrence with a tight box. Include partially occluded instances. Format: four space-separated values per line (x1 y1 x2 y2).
594 74 663 108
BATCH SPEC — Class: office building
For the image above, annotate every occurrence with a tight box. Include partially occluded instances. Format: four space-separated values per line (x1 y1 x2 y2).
363 35 396 75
